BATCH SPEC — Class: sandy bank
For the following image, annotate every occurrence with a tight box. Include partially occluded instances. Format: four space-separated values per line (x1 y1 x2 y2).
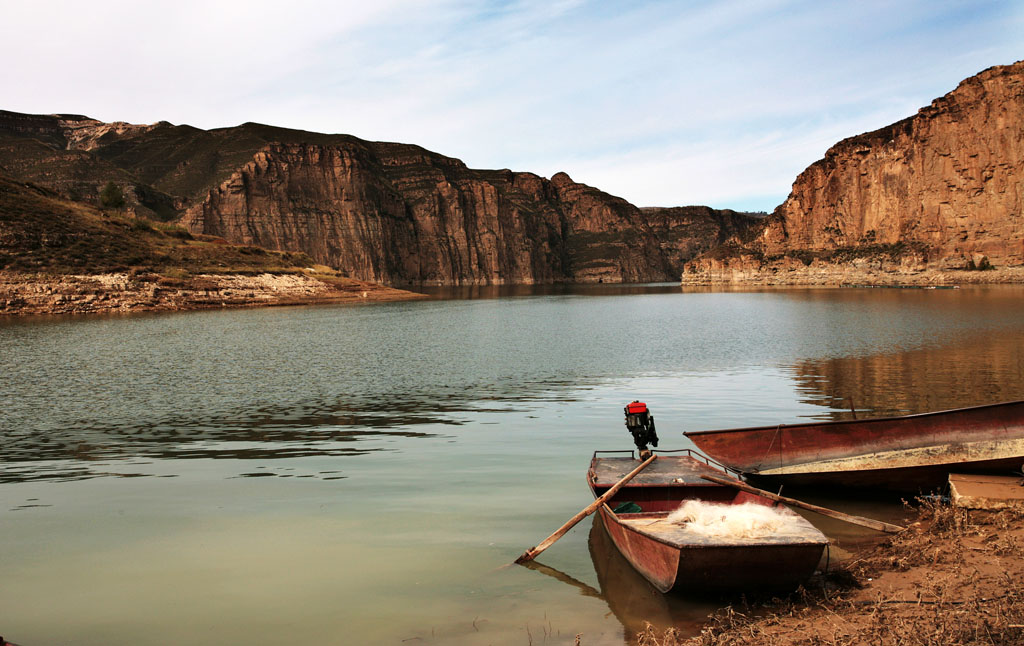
0 271 426 316
636 503 1024 646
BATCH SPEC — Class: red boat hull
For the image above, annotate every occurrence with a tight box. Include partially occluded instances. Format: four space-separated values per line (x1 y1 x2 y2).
588 452 827 593
597 506 825 593
685 400 1024 493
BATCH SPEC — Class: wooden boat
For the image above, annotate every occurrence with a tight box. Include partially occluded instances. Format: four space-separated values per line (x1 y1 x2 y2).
588 450 828 593
684 400 1024 493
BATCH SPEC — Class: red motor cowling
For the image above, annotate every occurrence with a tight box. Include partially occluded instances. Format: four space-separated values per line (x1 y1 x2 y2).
624 400 658 451
626 401 648 414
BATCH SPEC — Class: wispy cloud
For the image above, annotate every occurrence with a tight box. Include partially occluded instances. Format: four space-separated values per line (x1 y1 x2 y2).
2 0 1021 210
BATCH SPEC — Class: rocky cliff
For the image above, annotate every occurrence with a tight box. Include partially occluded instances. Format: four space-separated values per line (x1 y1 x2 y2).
180 143 596 285
685 60 1024 284
179 140 757 285
0 111 760 286
641 205 766 271
181 144 769 285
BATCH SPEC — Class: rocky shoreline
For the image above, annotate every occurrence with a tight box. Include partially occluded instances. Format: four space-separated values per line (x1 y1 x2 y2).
681 258 1024 287
0 271 425 317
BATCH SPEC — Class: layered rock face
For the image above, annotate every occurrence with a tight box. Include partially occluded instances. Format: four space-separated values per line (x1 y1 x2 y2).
686 60 1024 283
180 142 592 285
1 110 760 285
181 141 753 285
642 206 765 271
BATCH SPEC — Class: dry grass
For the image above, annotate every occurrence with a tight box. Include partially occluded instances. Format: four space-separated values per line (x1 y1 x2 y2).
631 502 1024 646
0 176 316 275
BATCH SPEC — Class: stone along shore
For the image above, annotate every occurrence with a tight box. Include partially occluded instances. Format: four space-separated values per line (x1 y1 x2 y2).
0 271 425 316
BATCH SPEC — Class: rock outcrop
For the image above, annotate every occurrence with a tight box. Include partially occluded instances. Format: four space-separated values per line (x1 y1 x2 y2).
685 60 1024 284
641 206 766 272
179 141 757 285
0 174 425 316
0 271 423 316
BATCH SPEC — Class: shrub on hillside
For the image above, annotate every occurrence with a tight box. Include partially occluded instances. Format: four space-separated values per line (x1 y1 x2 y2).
99 182 125 209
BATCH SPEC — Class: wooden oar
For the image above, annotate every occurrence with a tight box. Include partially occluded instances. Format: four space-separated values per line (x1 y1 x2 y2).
514 453 657 564
700 474 906 534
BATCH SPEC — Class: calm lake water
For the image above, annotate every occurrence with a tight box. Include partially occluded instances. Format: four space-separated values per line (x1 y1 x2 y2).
3 284 1024 645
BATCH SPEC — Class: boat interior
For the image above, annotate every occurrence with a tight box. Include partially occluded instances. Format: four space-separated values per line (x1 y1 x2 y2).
590 450 828 547
590 450 761 513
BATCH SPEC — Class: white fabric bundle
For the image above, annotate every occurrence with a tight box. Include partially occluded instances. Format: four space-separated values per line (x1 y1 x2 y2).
667 500 795 538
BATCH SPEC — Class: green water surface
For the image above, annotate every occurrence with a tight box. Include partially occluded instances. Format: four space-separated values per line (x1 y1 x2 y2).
3 285 1024 645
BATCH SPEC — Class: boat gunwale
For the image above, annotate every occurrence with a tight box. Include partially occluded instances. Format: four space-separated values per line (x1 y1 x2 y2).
590 482 723 488
589 447 743 478
683 398 1024 438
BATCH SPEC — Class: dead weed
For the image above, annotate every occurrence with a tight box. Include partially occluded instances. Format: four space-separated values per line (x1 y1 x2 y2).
630 502 1024 646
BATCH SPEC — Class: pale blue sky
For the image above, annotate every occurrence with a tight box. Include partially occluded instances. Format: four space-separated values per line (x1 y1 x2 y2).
3 0 1022 211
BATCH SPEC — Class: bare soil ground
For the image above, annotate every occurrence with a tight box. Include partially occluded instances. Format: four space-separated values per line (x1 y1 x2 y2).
637 502 1024 646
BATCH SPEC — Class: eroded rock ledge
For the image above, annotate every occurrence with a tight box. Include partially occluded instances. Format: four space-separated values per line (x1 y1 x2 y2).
681 257 1024 286
682 246 1024 286
0 271 424 316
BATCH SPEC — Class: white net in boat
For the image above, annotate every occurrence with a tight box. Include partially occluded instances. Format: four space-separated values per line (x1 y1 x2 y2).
667 500 798 539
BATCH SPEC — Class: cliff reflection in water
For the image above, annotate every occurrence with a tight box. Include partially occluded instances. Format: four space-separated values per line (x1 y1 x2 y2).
789 328 1024 420
418 282 686 300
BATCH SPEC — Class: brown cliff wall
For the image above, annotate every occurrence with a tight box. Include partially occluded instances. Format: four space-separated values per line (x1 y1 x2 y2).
1 110 762 286
181 142 750 285
642 205 766 271
685 60 1024 283
767 60 1024 265
180 143 415 284
180 142 578 285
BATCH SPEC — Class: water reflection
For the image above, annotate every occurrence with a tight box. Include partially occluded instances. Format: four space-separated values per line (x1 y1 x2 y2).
6 286 1024 485
524 516 721 643
417 282 685 300
0 422 440 483
6 286 1024 646
789 328 1024 420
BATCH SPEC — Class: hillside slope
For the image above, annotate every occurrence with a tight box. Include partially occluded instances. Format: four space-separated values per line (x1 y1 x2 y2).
0 175 423 315
0 175 310 274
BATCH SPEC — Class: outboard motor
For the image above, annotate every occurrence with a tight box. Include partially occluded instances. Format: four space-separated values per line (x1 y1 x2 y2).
624 400 658 454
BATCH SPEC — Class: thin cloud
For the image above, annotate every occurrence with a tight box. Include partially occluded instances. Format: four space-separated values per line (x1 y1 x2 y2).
2 0 1021 211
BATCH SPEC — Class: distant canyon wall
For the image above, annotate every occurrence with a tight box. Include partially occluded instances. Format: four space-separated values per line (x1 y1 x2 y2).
179 141 751 285
685 60 1024 283
0 110 757 286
